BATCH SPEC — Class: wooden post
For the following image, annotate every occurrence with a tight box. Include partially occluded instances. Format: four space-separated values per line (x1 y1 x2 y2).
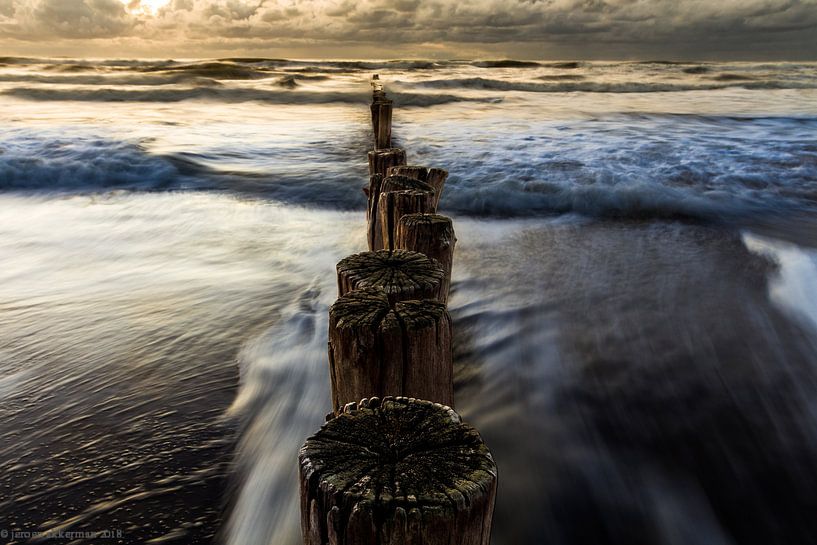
366 151 406 249
378 189 435 251
327 288 453 409
396 214 456 303
374 99 393 150
368 149 406 178
387 165 428 180
298 77 497 545
369 174 436 250
336 249 445 304
370 74 386 140
385 165 448 209
365 174 382 222
380 174 435 196
299 397 497 545
425 168 449 209
368 173 433 251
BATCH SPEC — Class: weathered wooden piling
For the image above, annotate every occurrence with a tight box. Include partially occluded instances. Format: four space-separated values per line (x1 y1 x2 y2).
381 174 436 195
299 397 497 545
328 288 453 409
336 249 445 304
378 189 435 251
368 174 436 250
297 76 496 545
386 165 449 209
374 99 393 150
396 213 456 303
367 148 406 178
387 164 428 180
425 168 449 209
366 151 408 250
370 75 393 150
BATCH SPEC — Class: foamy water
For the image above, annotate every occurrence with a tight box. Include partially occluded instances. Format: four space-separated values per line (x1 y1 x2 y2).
2 58 817 544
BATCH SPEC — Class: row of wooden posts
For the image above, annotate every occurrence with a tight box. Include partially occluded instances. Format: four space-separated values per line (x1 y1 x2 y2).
298 76 498 545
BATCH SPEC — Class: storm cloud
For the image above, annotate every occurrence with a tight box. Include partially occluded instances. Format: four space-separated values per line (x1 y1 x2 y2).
0 0 815 58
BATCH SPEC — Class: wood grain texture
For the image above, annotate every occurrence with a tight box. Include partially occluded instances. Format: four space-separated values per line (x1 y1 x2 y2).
378 189 435 251
328 287 453 409
370 175 436 250
396 214 456 304
385 165 447 209
367 148 406 178
386 165 429 181
299 397 497 545
425 168 448 209
336 249 445 304
375 99 393 150
380 174 435 196
366 152 408 250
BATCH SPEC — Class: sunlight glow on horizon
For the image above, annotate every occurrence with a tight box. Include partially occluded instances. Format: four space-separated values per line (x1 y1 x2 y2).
123 0 171 15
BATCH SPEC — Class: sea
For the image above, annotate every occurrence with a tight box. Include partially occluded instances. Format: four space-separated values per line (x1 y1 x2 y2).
1 57 817 544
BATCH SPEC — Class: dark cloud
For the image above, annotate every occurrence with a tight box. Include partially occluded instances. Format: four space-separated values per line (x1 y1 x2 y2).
0 0 814 58
11 0 133 38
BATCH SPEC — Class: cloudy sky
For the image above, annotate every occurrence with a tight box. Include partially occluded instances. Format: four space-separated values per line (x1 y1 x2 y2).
0 0 815 59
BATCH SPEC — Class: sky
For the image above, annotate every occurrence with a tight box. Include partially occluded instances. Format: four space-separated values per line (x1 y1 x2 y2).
0 0 815 60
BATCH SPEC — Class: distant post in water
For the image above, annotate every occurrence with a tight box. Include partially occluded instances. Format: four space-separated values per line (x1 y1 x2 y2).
299 397 497 545
396 213 456 303
374 99 393 149
328 288 453 409
370 74 393 150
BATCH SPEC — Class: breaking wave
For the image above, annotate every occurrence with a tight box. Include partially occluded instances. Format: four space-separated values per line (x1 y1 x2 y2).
472 60 541 68
4 112 817 223
2 86 493 106
408 77 817 93
0 135 181 192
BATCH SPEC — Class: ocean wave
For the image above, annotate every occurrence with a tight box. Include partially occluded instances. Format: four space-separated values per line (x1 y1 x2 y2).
537 74 586 81
41 63 99 73
0 72 225 86
472 60 541 68
407 77 817 93
4 121 817 223
139 61 278 80
1 86 490 106
396 113 817 220
275 76 298 89
0 135 181 192
712 73 756 82
0 56 45 65
0 57 578 74
0 70 331 86
4 96 817 223
541 61 583 69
